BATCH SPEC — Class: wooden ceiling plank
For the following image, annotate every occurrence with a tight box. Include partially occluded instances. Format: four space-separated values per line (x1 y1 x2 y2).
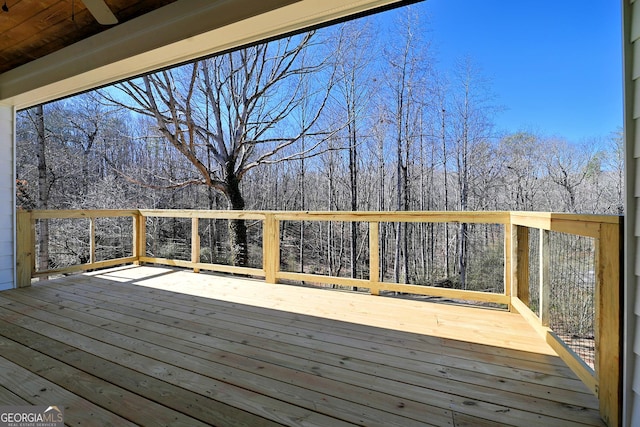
0 0 178 73
0 8 95 70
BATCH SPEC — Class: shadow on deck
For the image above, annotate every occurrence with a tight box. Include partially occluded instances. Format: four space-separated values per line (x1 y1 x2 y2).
0 265 604 426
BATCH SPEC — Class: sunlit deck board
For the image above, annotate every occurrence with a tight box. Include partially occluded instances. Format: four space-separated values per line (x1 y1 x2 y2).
0 266 604 426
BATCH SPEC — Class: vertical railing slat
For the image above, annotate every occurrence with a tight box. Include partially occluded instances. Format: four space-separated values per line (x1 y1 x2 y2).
369 221 380 295
192 217 200 273
264 214 279 284
515 225 530 305
89 216 96 265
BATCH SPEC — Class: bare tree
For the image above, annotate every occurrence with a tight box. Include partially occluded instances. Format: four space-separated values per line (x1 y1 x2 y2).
431 73 452 277
385 7 429 284
605 129 624 214
333 20 377 284
34 105 50 277
499 132 544 211
104 32 334 266
450 57 495 288
543 139 593 213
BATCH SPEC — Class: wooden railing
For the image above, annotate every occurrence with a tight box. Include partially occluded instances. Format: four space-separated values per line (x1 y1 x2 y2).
15 209 622 426
508 212 622 427
16 209 140 284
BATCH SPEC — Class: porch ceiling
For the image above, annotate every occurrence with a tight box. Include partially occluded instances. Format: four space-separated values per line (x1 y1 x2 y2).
0 0 408 109
0 0 178 74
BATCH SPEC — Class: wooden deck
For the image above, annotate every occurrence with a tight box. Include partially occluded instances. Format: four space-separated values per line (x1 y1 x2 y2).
0 265 604 426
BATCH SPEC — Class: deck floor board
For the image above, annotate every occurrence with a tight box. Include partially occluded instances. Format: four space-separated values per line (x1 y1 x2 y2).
0 266 605 426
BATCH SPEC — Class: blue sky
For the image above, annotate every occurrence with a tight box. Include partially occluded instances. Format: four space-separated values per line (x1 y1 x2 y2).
406 0 622 142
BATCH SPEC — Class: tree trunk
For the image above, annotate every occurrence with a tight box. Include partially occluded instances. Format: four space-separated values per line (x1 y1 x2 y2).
441 107 450 278
349 120 358 286
327 141 335 277
394 139 402 284
225 164 248 267
299 137 306 275
377 128 386 282
419 125 426 281
35 104 50 279
402 148 409 284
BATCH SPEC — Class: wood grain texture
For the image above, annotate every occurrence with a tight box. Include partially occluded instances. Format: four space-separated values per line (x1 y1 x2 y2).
596 223 622 427
0 0 177 74
513 225 529 304
16 210 34 288
0 265 605 426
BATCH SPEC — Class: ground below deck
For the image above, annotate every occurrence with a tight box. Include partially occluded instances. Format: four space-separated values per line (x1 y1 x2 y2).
0 266 603 426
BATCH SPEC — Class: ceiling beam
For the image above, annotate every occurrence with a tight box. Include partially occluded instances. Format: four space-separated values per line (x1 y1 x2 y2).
0 0 404 109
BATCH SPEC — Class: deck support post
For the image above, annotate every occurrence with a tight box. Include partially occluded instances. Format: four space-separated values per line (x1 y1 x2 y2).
596 223 622 427
511 225 530 305
16 210 34 288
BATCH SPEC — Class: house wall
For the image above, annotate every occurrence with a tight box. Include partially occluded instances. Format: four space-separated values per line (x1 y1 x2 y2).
625 0 639 425
0 105 14 291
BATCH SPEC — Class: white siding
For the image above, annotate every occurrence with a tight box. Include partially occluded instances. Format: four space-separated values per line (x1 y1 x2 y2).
0 105 14 291
631 391 640 427
626 0 640 425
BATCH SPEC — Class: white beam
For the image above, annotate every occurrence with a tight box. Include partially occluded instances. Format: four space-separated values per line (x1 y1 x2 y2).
0 105 14 290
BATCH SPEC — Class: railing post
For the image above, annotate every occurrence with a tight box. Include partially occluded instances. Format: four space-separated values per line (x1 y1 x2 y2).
192 217 200 273
595 223 622 427
263 213 279 284
369 221 380 295
133 211 146 265
539 229 550 327
511 225 530 305
16 210 34 288
504 223 513 302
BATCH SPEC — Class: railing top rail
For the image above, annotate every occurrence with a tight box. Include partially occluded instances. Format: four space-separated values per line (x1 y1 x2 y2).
136 210 513 223
510 212 621 238
138 209 267 220
510 211 621 224
24 209 139 219
138 209 512 222
270 211 512 223
20 209 622 231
